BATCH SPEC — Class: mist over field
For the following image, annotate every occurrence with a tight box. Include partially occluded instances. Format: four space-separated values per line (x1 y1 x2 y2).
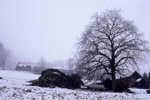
0 1 150 99
0 0 150 71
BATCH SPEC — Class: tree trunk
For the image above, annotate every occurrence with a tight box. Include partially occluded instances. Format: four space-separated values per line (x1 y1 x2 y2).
2 64 5 70
112 65 116 92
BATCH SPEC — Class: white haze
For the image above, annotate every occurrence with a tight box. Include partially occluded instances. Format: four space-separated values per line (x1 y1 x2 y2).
0 0 150 72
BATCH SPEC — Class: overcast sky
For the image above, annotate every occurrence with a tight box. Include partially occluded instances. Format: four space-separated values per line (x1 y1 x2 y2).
0 0 150 70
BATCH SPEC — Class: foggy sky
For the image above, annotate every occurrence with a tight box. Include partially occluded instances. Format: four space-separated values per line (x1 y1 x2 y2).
0 0 150 69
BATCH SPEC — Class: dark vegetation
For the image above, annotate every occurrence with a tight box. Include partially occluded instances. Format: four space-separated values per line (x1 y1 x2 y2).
29 69 133 93
143 72 150 89
102 79 133 93
30 69 84 89
0 77 2 79
147 90 150 94
142 71 150 94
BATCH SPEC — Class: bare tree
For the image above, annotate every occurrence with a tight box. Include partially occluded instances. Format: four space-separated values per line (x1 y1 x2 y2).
67 58 76 70
0 42 11 70
37 56 47 68
76 10 150 91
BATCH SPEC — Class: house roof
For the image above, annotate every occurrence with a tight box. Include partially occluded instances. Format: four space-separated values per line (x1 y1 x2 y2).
17 62 35 67
130 71 143 78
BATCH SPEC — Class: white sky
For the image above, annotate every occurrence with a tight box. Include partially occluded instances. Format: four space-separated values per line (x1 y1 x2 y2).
0 0 150 71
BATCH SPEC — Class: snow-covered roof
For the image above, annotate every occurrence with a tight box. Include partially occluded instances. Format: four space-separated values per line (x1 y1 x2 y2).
136 78 142 82
17 62 35 67
85 80 102 86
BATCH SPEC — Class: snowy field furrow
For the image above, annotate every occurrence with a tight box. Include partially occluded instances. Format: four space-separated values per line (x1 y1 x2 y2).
0 70 150 100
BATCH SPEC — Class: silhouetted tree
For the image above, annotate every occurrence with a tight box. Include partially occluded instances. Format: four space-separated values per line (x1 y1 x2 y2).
76 10 150 92
143 72 149 88
147 72 150 88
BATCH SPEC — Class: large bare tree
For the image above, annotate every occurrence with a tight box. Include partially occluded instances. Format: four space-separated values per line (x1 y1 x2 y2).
76 10 150 91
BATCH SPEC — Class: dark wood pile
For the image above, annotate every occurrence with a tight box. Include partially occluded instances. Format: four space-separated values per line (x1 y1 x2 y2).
30 69 84 89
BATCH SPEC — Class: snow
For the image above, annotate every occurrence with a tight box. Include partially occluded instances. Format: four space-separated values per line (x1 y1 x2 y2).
130 88 147 94
136 78 142 82
0 70 150 100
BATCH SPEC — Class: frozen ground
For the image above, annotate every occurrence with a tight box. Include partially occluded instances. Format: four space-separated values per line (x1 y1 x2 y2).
0 70 150 100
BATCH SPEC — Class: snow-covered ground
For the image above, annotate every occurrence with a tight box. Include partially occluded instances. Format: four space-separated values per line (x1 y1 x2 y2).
0 70 150 100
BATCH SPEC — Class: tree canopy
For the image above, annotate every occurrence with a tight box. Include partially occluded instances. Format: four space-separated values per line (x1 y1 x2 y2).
76 10 150 91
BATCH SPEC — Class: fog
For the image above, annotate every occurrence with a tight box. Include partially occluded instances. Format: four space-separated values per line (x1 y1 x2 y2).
0 0 150 71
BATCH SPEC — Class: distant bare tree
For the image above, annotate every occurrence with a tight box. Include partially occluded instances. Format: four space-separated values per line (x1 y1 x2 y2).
76 10 150 92
67 58 76 70
37 56 47 68
0 42 11 70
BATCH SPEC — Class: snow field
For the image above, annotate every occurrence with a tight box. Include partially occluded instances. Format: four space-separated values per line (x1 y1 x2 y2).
0 70 150 100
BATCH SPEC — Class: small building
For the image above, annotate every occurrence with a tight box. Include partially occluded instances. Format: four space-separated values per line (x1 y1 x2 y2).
16 62 35 71
130 71 146 89
119 71 146 89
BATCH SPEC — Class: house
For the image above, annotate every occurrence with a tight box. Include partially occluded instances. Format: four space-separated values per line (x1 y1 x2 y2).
119 71 146 89
16 62 35 71
130 71 146 89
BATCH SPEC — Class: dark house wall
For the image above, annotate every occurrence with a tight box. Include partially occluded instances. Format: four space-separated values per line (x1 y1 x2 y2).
134 78 146 89
119 71 146 89
119 77 132 88
16 65 32 71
